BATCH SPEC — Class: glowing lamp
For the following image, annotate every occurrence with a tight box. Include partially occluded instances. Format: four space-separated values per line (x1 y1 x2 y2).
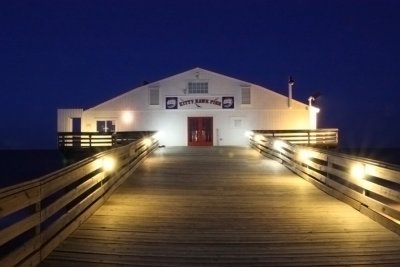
273 140 285 152
153 131 164 141
122 111 133 124
298 148 312 162
143 138 152 147
254 134 264 143
245 131 254 138
350 163 365 179
103 156 116 172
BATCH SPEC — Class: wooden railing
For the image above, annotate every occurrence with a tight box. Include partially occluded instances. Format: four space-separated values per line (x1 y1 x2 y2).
250 134 400 234
58 132 114 148
0 134 159 266
58 131 156 149
252 129 338 147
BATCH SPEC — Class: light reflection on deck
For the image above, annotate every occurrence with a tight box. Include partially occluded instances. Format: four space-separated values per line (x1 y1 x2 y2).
41 146 400 266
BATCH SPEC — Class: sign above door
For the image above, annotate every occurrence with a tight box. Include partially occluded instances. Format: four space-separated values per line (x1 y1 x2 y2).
166 96 234 110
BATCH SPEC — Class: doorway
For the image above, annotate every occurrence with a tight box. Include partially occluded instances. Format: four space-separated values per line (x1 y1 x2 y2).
188 117 213 146
72 118 81 133
72 118 81 147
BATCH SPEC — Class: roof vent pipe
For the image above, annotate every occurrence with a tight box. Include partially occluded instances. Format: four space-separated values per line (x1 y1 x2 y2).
288 76 295 108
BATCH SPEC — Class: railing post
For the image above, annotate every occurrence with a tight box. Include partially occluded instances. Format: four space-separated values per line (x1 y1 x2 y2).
37 182 43 261
326 156 332 183
336 130 339 145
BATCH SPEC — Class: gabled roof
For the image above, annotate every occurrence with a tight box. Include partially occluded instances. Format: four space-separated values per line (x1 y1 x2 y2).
87 67 306 110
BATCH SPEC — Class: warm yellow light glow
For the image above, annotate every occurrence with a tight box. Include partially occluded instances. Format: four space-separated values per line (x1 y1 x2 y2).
298 148 312 162
365 164 375 176
143 138 152 147
254 134 264 143
122 111 133 124
245 130 254 138
351 163 365 179
273 139 285 151
153 131 164 141
103 156 116 172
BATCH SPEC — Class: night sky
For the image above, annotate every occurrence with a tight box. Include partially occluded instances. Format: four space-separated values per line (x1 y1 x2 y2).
1 0 400 149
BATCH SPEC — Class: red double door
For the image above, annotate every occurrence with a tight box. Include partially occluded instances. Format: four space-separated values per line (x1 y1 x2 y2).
188 117 213 146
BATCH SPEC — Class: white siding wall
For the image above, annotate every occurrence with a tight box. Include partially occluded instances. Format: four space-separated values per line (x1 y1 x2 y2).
308 106 319 129
57 109 83 132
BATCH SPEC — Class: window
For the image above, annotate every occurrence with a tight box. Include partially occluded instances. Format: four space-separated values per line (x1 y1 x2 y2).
149 87 160 105
230 117 244 129
188 82 208 94
241 86 251 104
233 119 242 128
97 120 115 133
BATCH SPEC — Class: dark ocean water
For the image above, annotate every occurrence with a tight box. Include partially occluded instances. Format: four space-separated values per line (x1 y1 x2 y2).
0 147 399 189
0 150 70 188
334 147 400 166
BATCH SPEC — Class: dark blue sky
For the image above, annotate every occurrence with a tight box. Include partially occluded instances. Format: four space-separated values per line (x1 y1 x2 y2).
1 0 400 149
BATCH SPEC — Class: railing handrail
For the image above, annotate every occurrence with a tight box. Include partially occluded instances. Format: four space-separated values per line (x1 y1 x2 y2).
57 131 156 149
253 128 339 133
0 133 159 266
252 129 339 147
250 134 400 235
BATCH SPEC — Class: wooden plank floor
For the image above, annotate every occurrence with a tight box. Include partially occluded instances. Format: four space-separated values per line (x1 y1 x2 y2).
41 147 400 266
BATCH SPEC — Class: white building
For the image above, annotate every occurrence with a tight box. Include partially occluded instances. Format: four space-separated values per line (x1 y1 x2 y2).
58 67 319 147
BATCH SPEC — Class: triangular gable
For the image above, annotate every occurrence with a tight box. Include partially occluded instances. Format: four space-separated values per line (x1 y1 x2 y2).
87 67 307 111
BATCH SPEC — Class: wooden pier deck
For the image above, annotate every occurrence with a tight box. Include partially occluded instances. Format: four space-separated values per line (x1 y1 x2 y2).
41 147 400 266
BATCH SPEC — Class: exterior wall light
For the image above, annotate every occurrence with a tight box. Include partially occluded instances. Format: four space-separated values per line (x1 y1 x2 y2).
245 130 254 138
153 131 164 141
122 111 134 124
102 156 116 172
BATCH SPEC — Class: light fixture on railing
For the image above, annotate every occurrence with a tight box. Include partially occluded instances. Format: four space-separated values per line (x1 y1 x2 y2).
350 163 366 179
245 130 254 138
102 156 116 172
273 139 285 152
298 148 312 162
143 138 152 147
254 134 264 143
